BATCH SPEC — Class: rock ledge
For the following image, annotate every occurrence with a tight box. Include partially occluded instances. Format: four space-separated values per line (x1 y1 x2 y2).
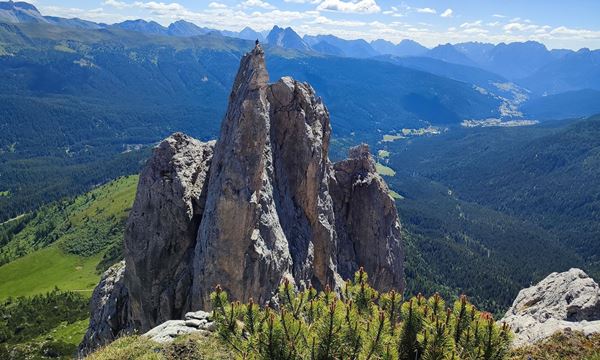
502 268 600 346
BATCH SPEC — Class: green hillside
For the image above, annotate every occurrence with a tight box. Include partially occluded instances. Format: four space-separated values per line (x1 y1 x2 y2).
0 175 138 299
0 246 101 299
0 176 137 359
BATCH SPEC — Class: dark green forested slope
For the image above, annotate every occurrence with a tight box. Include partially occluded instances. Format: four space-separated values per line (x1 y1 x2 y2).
0 22 500 221
380 114 600 280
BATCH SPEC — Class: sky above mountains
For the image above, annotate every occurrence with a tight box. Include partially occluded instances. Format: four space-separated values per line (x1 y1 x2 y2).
31 0 600 49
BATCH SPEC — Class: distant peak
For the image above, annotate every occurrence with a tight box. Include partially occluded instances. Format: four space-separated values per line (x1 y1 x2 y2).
0 1 39 12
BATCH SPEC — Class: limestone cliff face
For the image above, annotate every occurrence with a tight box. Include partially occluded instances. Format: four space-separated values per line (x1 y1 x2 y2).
331 144 404 292
192 47 295 308
125 133 215 331
81 44 404 352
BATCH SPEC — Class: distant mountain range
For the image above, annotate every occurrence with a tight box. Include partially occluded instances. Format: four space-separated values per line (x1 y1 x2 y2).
2 0 599 96
1 0 600 219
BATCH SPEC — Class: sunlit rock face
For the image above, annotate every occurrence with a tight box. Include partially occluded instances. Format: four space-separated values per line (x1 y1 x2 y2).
81 44 405 352
502 268 600 346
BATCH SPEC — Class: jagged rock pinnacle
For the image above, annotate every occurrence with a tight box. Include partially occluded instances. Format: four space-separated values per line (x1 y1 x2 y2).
81 45 405 352
230 43 268 97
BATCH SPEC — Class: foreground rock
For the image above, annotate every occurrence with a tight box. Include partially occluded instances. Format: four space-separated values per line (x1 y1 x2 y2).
143 311 215 343
502 268 600 346
81 44 404 353
79 262 131 353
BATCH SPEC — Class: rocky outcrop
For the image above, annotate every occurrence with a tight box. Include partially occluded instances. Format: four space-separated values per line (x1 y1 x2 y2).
331 144 404 291
125 133 215 331
81 44 404 353
79 262 131 355
191 47 296 308
502 268 600 346
143 311 215 343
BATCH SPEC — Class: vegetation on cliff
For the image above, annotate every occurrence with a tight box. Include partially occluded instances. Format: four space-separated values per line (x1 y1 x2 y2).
211 269 511 359
88 269 513 359
0 289 89 359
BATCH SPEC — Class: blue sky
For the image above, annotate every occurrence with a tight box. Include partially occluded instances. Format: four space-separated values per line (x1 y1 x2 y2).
32 0 600 49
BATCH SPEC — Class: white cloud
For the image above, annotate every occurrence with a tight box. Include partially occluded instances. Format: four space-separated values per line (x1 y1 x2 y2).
549 26 600 40
460 20 482 28
492 14 505 18
134 1 185 12
317 0 381 14
241 0 276 10
310 16 366 27
104 0 186 12
416 7 436 14
208 2 227 9
503 22 538 32
440 8 452 18
463 27 488 34
103 0 130 9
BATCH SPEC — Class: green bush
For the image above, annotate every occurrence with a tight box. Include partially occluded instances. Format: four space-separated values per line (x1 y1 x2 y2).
211 268 512 360
0 289 88 344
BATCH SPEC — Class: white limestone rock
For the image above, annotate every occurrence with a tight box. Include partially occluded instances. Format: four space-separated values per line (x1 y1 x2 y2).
502 268 600 346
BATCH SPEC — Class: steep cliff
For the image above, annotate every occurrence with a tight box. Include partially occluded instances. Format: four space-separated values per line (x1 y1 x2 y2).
125 133 215 331
80 44 404 353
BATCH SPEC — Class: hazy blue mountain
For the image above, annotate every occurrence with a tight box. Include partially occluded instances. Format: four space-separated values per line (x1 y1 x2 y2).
0 1 102 29
113 19 168 35
550 48 574 59
311 40 344 56
379 55 506 91
237 26 264 42
371 39 428 57
426 43 479 67
370 39 396 55
0 1 45 23
483 41 554 79
432 41 573 82
522 89 600 119
167 20 212 37
304 34 378 58
44 16 104 29
396 39 429 56
453 42 495 64
266 25 310 51
221 27 265 41
519 48 600 94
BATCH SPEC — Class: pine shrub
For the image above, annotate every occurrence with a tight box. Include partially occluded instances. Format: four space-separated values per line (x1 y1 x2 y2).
211 268 512 359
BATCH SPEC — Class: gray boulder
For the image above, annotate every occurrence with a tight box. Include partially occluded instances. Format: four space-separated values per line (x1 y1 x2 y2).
502 268 600 346
143 310 215 343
